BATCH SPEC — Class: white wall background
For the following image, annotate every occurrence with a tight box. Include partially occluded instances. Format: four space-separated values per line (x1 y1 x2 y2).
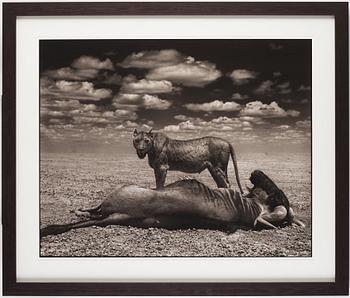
0 0 348 297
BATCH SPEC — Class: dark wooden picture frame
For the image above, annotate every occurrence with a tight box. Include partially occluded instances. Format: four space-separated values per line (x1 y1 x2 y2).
2 2 348 296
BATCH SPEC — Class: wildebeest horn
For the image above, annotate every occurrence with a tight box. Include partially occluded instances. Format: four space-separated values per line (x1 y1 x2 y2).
292 218 305 227
148 128 153 134
254 216 277 229
245 185 253 192
133 129 138 137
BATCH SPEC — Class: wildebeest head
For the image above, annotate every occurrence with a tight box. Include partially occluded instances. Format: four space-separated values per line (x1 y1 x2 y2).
250 187 270 205
133 129 154 159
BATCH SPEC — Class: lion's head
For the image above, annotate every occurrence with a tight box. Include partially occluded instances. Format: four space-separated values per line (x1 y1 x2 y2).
133 129 154 159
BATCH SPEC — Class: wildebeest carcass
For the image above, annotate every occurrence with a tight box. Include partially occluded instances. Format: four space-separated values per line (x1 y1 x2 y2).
40 170 304 237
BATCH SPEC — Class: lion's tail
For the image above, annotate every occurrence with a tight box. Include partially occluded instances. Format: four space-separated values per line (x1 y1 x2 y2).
229 144 244 194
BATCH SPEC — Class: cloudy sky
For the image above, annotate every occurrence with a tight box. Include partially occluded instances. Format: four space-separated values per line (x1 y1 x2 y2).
40 39 311 153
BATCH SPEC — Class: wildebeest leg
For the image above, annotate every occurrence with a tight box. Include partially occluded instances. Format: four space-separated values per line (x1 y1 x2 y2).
95 213 132 227
139 217 161 227
261 206 287 223
288 207 306 227
138 215 228 231
254 206 288 229
205 161 229 188
40 213 131 237
225 223 239 234
154 165 168 189
74 209 103 219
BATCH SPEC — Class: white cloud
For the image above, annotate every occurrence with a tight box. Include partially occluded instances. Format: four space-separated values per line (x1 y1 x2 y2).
41 99 81 110
139 124 152 131
298 85 311 91
231 93 249 100
102 73 122 85
211 116 242 127
41 90 138 130
184 100 241 112
239 116 257 122
240 101 300 118
41 78 112 101
43 67 99 81
277 81 292 94
82 104 97 111
40 125 57 136
112 93 142 111
41 108 143 142
121 78 175 94
112 123 151 134
71 55 114 70
70 107 137 125
163 125 181 132
113 93 172 110
113 109 129 117
41 110 66 118
164 120 198 132
287 110 300 117
123 120 139 128
277 125 291 130
239 116 266 125
164 116 248 135
122 74 137 83
242 121 252 127
119 49 183 69
271 129 309 144
73 116 110 124
254 80 274 94
147 57 222 87
102 111 115 117
143 94 172 110
114 109 138 120
120 50 222 87
174 115 196 121
113 93 142 104
229 69 258 85
296 120 311 128
277 82 290 89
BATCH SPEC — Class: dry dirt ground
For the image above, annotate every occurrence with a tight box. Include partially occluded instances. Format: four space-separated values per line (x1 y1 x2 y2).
40 151 311 257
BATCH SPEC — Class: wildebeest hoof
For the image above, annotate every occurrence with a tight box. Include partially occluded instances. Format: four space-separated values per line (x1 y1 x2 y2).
74 209 90 217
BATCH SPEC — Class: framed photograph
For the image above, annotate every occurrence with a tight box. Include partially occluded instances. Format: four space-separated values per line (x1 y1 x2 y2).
2 2 348 296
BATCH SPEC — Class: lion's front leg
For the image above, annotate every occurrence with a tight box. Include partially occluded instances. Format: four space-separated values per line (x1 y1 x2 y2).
154 164 168 189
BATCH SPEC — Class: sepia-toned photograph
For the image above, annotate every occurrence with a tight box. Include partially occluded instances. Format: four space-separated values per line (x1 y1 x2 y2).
40 39 311 257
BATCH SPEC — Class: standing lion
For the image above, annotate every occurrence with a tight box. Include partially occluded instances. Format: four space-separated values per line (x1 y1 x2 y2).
132 129 244 193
